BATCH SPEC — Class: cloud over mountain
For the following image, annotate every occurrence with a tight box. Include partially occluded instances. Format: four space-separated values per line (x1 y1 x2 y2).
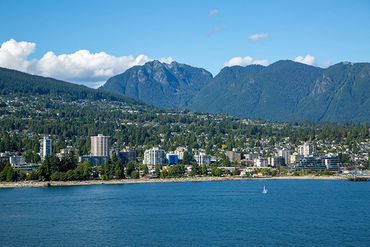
0 39 173 88
294 54 315 65
224 56 269 67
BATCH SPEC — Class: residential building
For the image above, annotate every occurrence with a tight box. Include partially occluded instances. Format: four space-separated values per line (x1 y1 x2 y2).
56 146 79 159
274 156 286 167
79 155 108 166
225 148 241 162
278 148 290 164
40 137 52 160
91 134 109 156
174 146 187 160
166 153 179 165
299 142 313 157
295 157 326 171
253 158 268 168
290 153 303 164
195 152 211 165
322 155 339 171
117 147 136 163
9 155 26 166
0 151 11 164
143 147 165 168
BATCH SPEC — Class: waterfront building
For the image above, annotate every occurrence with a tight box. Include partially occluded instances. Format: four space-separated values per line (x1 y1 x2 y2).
274 156 286 167
322 155 339 171
195 152 211 166
299 142 313 157
174 146 187 160
267 157 275 167
91 134 109 157
289 153 303 164
143 147 165 168
295 157 326 171
166 153 179 165
79 155 108 166
117 147 136 163
0 151 11 164
56 146 79 159
9 155 26 166
40 137 52 160
253 158 268 168
12 163 39 171
225 148 241 162
278 148 290 164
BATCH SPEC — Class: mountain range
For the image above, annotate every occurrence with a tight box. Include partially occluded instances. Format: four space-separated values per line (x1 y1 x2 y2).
100 60 370 122
1 59 369 123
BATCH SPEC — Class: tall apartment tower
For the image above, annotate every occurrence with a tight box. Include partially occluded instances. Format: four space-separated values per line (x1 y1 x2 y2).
299 142 313 157
40 136 52 160
91 134 109 156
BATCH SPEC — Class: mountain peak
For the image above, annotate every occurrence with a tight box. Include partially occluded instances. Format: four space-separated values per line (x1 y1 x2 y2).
101 61 213 108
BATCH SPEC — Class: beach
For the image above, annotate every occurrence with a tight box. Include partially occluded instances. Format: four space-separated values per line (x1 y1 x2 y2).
0 175 347 189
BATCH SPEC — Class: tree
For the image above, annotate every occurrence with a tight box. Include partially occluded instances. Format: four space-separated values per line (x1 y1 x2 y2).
190 163 200 176
131 170 140 179
211 167 222 177
182 151 194 165
0 163 17 182
125 162 136 178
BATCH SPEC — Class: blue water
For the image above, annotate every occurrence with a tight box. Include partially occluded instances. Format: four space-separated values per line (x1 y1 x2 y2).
0 180 370 247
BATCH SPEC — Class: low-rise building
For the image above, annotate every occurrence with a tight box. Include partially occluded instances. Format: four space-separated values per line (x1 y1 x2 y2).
79 155 108 166
322 155 339 171
56 146 79 159
12 163 39 171
253 158 268 168
294 156 326 171
9 155 26 166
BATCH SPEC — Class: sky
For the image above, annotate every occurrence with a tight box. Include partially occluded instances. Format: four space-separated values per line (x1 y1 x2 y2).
0 0 370 87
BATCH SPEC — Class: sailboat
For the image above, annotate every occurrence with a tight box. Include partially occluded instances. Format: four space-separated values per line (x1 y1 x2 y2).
262 186 268 194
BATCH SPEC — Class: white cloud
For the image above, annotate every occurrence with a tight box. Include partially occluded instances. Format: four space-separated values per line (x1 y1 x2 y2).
248 33 269 41
0 39 36 71
0 39 173 88
208 9 219 17
294 54 315 65
224 56 269 67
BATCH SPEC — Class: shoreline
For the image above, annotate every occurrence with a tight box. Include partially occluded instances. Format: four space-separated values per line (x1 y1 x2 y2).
0 175 348 189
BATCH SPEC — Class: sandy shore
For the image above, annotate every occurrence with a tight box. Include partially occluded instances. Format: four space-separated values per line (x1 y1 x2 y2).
0 175 348 189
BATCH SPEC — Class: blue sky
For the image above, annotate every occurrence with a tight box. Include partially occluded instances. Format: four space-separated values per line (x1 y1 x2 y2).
0 0 369 87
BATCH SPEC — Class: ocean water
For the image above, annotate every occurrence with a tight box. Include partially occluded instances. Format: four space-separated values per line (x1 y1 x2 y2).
0 180 369 247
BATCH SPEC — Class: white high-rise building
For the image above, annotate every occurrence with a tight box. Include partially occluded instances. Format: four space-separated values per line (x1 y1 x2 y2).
91 134 109 157
299 142 313 157
195 152 211 166
143 147 165 168
40 137 52 160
